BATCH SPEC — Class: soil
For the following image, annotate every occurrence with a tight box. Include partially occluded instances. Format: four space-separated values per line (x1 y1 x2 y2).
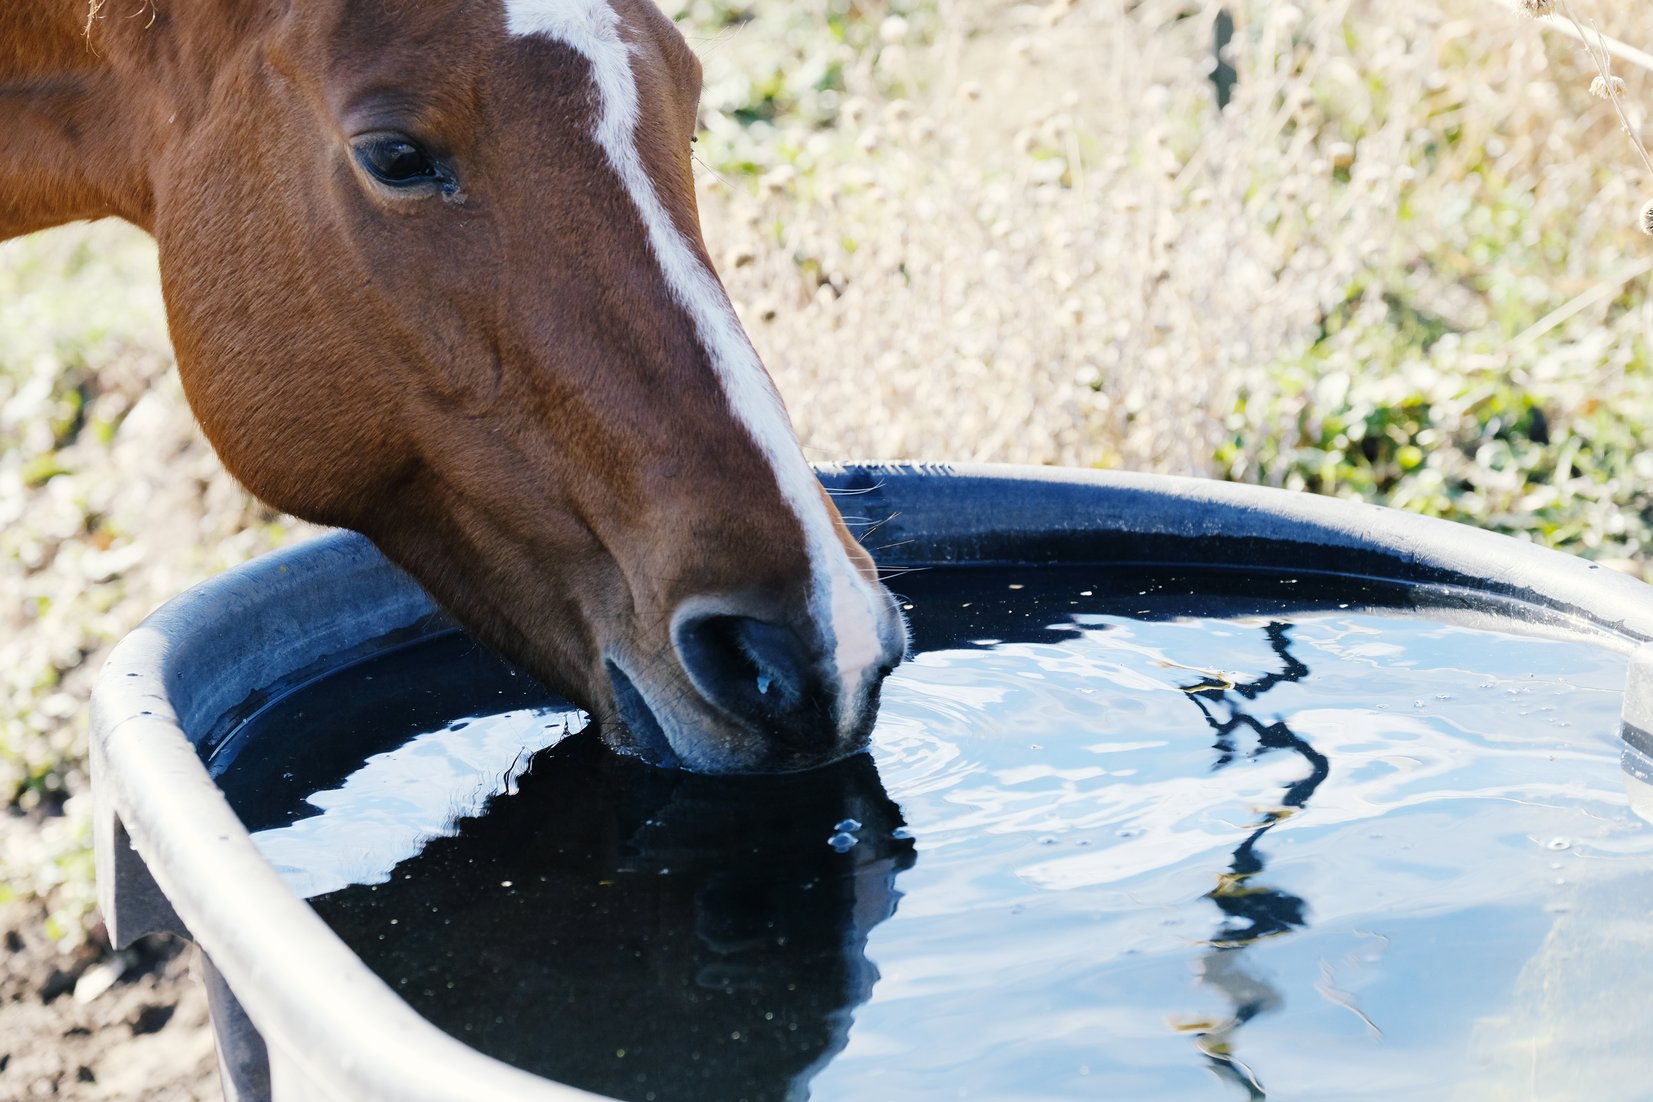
0 903 218 1102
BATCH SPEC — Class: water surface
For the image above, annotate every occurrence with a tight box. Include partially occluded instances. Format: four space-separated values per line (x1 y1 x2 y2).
219 568 1653 1101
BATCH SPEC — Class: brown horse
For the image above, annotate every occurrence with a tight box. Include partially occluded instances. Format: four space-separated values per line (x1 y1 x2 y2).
2 0 906 772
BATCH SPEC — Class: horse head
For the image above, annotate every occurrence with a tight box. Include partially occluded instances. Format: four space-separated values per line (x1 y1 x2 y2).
2 0 907 772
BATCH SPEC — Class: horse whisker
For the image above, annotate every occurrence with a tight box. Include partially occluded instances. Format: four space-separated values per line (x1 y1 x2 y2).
854 512 900 544
823 481 885 497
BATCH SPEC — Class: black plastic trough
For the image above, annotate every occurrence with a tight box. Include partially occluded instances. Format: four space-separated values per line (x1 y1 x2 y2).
89 464 1653 1101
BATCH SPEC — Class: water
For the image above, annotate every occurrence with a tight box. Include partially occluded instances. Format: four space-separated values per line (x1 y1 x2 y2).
216 568 1653 1101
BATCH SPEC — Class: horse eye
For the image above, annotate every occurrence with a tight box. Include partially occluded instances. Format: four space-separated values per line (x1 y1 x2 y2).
354 135 443 187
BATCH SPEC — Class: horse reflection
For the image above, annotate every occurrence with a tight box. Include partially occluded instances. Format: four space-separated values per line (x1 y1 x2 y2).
1179 622 1326 1099
311 734 916 1102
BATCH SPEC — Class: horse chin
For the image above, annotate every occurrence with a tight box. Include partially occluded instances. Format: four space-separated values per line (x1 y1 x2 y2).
603 660 683 771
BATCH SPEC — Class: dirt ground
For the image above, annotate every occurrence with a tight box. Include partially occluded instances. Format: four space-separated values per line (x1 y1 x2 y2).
0 903 217 1102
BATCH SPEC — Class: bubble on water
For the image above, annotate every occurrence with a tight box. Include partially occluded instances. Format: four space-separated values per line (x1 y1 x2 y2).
828 832 859 852
834 819 862 833
1413 700 1425 709
1434 693 1451 701
1037 835 1058 846
1546 838 1571 851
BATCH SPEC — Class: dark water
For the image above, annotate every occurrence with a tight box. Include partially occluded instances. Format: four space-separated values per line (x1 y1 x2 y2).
217 568 1653 1101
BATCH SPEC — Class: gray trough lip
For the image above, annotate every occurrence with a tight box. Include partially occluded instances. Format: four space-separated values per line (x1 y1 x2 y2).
92 541 597 1100
90 463 1653 1102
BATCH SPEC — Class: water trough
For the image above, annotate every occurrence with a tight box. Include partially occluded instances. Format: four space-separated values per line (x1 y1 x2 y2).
91 464 1653 1101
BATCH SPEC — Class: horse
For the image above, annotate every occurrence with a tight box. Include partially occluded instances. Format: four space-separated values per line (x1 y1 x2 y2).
1 0 907 773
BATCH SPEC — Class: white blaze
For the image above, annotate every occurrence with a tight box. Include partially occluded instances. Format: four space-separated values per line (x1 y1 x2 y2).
505 0 886 719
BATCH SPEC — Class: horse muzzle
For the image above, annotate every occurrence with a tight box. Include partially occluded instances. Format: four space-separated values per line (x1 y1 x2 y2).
601 588 907 774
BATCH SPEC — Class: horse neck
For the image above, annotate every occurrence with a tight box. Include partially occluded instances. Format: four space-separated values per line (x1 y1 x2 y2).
0 0 225 240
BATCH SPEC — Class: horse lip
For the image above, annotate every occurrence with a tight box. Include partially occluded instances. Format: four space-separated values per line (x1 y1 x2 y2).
604 660 681 771
601 649 886 775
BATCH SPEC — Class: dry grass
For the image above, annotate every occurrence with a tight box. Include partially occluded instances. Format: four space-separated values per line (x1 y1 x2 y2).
4 0 1653 936
0 227 303 938
687 0 1652 473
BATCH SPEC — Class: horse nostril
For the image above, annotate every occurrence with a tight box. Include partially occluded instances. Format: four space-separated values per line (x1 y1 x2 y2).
675 613 826 736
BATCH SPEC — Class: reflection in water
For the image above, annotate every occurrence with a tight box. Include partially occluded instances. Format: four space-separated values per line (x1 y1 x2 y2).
309 732 916 1102
223 568 1652 1100
1180 623 1325 1098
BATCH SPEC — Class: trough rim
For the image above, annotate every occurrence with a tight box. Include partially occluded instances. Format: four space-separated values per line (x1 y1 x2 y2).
89 462 1653 1102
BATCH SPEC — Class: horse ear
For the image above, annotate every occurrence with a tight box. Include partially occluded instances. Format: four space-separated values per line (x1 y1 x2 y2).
0 25 150 239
